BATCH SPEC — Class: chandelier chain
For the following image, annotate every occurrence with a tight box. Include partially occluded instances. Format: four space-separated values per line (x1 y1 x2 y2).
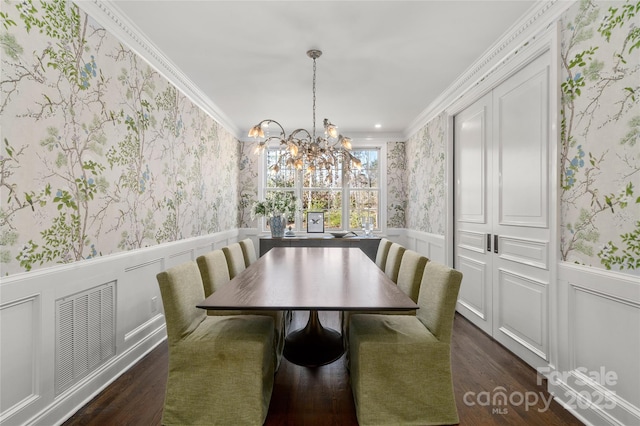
312 57 317 141
248 49 361 177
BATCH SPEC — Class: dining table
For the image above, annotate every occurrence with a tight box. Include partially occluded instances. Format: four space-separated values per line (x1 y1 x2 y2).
197 246 418 367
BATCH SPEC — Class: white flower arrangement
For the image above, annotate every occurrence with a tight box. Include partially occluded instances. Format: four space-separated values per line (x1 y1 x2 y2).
251 192 301 221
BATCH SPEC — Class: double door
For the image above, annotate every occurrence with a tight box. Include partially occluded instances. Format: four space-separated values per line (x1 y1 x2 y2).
454 51 551 368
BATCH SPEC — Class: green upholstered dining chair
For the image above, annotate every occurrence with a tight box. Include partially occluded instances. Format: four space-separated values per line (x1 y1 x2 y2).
222 242 247 278
196 249 230 297
196 249 287 370
374 238 392 270
239 238 258 266
384 243 406 283
348 261 463 426
156 261 275 426
396 249 428 303
341 248 427 356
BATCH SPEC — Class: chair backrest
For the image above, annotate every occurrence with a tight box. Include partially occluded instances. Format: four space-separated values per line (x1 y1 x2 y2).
416 261 463 343
396 249 428 302
239 238 258 266
384 243 406 283
375 238 393 270
222 242 247 278
156 261 207 345
196 249 231 297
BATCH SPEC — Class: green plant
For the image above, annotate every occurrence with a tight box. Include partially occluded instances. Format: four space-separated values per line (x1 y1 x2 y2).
251 192 300 220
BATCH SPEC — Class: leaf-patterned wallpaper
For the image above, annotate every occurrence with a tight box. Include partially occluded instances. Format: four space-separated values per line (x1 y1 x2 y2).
403 1 639 276
404 112 447 235
3 0 636 279
238 141 259 229
1 0 239 276
560 0 639 273
386 141 407 228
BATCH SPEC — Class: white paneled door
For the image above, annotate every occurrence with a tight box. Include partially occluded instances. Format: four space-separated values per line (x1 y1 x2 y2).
454 51 551 369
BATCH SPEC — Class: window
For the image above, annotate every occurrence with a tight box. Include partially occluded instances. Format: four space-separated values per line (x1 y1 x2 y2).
348 149 380 230
263 146 382 233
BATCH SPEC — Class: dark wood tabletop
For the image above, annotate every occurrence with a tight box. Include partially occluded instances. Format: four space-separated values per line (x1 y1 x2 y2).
197 247 418 312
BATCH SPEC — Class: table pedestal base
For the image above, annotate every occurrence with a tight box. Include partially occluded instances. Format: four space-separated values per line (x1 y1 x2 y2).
284 310 344 367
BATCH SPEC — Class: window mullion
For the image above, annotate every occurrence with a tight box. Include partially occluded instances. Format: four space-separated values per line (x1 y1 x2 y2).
264 146 381 234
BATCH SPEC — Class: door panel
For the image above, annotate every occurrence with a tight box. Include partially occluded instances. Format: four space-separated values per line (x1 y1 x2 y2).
496 268 548 360
492 52 550 368
454 51 551 369
498 235 549 270
457 256 489 321
457 108 488 224
495 58 549 228
454 92 493 335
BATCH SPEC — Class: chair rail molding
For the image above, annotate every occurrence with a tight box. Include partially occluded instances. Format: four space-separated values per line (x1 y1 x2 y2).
0 229 239 426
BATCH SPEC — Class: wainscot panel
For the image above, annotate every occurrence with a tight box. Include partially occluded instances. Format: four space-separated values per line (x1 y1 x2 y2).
551 263 640 426
0 295 39 423
0 229 238 425
403 229 446 264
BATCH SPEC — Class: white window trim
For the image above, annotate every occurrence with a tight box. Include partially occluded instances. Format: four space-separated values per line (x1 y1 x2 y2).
257 139 387 235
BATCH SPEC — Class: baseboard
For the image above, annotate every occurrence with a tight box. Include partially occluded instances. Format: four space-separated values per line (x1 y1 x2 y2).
28 325 166 426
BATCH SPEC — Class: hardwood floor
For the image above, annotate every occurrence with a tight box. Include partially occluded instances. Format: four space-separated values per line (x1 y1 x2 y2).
64 312 582 425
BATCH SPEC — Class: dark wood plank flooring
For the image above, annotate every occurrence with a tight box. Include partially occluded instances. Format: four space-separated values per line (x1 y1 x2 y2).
64 312 582 425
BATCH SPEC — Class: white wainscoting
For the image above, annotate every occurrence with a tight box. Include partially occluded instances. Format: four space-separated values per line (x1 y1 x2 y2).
550 263 640 426
0 229 238 426
401 229 446 264
5 226 635 426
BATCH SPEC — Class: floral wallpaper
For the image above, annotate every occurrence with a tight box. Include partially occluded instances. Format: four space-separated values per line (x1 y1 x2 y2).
404 112 447 235
403 1 638 276
238 141 259 228
386 141 407 228
0 0 239 276
560 0 639 273
4 0 635 279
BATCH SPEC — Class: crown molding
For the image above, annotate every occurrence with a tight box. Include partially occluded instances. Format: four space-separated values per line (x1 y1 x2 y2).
239 130 404 144
77 0 572 144
404 0 573 138
77 0 240 138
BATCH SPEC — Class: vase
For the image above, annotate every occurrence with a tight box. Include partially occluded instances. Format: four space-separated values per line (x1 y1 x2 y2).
269 214 287 238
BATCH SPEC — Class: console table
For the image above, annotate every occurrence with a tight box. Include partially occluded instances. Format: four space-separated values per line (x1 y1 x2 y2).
259 236 381 262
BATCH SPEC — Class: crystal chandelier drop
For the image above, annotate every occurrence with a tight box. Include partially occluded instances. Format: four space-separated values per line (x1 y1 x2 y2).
248 49 361 175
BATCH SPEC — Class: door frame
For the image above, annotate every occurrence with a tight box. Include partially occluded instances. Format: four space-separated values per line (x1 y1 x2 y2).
444 22 561 369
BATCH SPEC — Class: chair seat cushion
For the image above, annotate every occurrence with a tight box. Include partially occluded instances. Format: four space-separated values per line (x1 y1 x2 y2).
341 309 416 356
207 309 288 370
164 315 275 426
349 314 456 426
349 314 438 348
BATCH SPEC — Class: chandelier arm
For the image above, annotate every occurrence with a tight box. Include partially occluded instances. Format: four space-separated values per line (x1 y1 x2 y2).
263 136 285 145
258 119 286 137
252 49 353 177
289 128 313 142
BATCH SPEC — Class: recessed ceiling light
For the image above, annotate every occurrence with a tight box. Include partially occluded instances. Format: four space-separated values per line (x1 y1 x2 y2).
374 124 382 129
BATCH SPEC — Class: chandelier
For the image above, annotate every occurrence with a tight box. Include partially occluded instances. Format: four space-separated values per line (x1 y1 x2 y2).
248 49 361 175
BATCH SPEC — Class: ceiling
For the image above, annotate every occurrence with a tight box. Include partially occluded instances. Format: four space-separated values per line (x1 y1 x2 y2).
110 1 536 139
